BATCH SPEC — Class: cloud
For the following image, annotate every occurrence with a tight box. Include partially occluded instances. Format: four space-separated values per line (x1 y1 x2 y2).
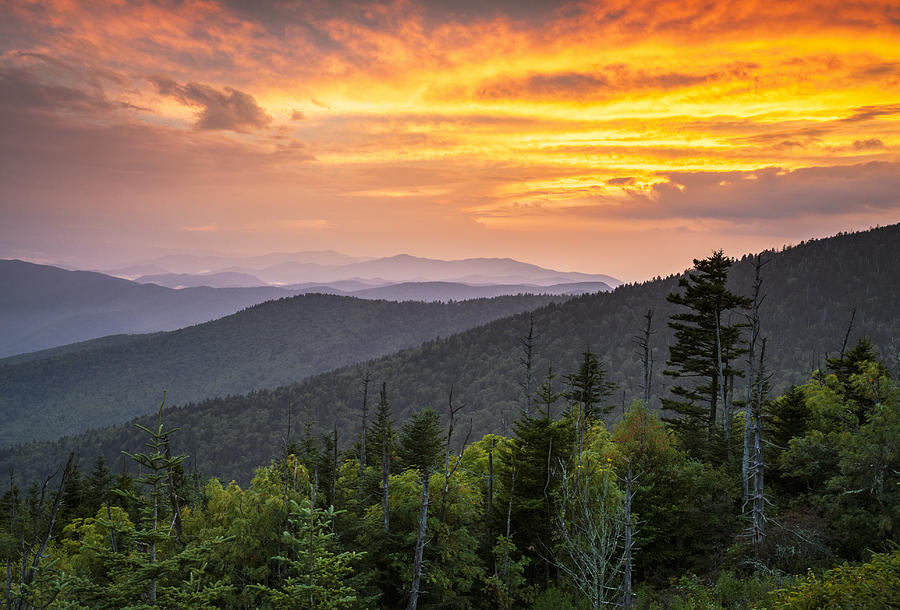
841 103 900 122
633 162 900 221
852 138 885 150
0 67 113 115
474 65 729 101
150 77 272 132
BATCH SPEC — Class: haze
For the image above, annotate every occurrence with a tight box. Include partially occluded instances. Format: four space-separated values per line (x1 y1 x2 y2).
1 0 899 281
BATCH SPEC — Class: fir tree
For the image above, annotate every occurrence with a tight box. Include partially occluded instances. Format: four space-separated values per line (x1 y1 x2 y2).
663 250 751 458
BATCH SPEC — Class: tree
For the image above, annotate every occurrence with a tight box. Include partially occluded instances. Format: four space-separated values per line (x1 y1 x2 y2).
564 351 616 478
250 500 362 609
633 309 655 406
779 349 899 559
398 408 444 610
520 315 536 416
663 250 751 459
367 382 395 534
553 423 624 610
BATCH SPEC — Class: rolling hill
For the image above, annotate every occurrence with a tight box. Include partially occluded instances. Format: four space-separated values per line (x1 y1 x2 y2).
0 292 564 446
3 224 899 484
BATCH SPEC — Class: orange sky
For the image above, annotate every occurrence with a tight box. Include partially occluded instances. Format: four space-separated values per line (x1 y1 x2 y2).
1 0 899 280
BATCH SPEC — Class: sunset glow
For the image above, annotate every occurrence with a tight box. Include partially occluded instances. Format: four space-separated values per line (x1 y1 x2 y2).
2 0 899 279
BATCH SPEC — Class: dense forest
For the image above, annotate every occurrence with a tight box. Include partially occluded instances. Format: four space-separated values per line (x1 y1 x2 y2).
2 231 898 608
0 293 563 446
3 224 898 485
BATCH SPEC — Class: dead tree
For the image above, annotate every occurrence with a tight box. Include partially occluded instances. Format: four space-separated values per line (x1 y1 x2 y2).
742 254 766 507
408 475 430 610
623 460 634 610
554 458 624 610
750 339 768 554
633 309 655 406
439 388 471 523
358 371 371 505
13 453 75 610
379 383 391 534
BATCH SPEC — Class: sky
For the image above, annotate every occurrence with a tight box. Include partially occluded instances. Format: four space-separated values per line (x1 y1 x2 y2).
1 0 899 281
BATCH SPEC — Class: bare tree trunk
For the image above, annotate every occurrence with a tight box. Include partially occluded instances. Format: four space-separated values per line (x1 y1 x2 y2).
309 466 319 608
359 371 370 505
105 501 118 553
839 307 857 359
440 389 469 523
14 454 73 610
407 471 430 610
634 309 654 405
163 437 183 545
751 339 768 553
623 461 633 610
742 254 764 508
502 466 517 606
381 384 390 534
715 313 727 439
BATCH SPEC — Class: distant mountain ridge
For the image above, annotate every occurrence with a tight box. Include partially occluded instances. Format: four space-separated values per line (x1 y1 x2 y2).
0 260 296 358
3 224 899 484
134 271 269 288
1 255 619 357
121 252 621 287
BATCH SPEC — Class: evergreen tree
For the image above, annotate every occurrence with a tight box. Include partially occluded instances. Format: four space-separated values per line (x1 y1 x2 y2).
564 351 616 421
663 250 751 458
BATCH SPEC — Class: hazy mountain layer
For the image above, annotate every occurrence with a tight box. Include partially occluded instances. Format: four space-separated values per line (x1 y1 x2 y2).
0 293 564 446
0 260 296 357
121 253 622 287
3 224 899 484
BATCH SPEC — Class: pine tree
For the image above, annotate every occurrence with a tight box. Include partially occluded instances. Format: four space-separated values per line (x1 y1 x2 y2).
663 250 751 458
564 351 616 422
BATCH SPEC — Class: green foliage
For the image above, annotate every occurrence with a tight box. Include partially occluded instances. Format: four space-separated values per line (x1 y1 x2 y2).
250 501 363 609
399 407 444 474
614 403 739 583
779 350 900 559
770 549 900 609
481 536 536 609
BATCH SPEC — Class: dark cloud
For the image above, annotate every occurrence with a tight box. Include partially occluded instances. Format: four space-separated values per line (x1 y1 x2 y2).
475 64 735 100
634 162 900 220
150 77 272 132
842 103 900 122
0 67 113 115
606 177 635 186
291 110 306 120
852 138 885 150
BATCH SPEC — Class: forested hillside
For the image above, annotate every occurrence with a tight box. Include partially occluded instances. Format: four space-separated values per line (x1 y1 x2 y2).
3 224 898 485
0 260 297 357
0 293 563 446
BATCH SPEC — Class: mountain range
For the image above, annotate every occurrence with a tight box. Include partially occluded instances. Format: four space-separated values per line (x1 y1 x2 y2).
115 252 621 287
3 224 898 484
1 255 616 358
